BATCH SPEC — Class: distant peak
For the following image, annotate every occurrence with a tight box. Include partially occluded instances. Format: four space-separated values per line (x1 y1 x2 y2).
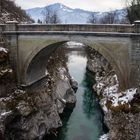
54 3 63 6
48 3 65 8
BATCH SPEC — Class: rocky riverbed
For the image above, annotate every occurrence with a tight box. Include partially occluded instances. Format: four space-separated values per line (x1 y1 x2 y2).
0 46 77 140
86 46 140 140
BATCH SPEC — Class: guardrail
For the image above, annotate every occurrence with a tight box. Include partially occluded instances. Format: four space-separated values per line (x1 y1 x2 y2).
0 21 140 33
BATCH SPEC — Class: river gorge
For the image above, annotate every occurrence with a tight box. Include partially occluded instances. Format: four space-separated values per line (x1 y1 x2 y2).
0 40 140 140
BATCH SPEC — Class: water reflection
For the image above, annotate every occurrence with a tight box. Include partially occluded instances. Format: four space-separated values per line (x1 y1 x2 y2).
82 72 97 119
45 43 108 140
44 107 74 140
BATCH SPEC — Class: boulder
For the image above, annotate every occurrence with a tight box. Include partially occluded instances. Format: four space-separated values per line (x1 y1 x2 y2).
70 78 78 92
64 88 76 108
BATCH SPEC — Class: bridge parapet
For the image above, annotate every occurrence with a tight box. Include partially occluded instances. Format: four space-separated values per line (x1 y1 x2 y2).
5 21 18 31
1 21 140 87
1 21 140 33
17 24 134 33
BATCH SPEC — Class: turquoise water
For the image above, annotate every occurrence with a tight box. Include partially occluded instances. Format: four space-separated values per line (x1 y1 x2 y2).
45 50 107 140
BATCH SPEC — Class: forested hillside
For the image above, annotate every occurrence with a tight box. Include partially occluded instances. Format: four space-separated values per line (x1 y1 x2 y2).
0 0 34 23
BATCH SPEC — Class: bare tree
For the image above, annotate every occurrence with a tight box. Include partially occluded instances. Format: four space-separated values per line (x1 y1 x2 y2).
37 19 42 24
100 11 118 24
43 8 60 24
88 13 96 23
126 0 140 23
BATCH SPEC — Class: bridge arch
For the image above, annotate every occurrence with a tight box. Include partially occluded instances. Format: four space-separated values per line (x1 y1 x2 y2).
23 41 66 85
1 23 139 89
22 39 130 90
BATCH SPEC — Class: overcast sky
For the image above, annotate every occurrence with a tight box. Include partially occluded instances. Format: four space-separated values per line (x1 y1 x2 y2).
15 0 126 12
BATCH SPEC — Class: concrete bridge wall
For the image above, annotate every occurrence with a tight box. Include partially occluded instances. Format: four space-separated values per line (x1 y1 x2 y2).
10 33 132 89
17 24 134 33
0 23 137 33
0 22 140 89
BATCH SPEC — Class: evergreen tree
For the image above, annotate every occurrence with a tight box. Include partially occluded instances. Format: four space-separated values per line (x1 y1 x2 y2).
127 0 140 23
37 19 42 24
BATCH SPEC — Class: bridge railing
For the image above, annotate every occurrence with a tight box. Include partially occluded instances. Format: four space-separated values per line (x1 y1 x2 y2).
17 24 134 33
1 21 140 33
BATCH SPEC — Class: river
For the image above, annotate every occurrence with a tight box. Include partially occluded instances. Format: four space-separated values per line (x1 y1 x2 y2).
45 43 108 140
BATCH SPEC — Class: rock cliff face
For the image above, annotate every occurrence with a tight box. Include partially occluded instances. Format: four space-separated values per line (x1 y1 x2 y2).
0 0 34 23
86 47 140 140
0 46 77 140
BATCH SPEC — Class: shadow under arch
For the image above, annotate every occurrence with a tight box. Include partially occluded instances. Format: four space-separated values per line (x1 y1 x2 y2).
87 44 128 90
73 39 130 90
23 41 67 86
22 40 128 90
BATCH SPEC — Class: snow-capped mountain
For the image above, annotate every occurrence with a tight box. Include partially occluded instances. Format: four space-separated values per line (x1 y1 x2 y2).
26 3 127 24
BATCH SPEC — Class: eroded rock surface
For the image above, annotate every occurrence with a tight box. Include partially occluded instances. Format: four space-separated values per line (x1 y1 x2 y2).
86 46 140 140
0 46 77 140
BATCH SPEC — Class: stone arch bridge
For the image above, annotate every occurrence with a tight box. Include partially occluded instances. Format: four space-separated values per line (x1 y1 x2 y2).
1 21 140 89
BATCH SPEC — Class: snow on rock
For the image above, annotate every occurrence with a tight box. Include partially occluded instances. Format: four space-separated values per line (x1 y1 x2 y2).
115 88 137 106
96 82 105 94
63 8 73 12
103 84 137 108
0 69 13 76
0 47 9 62
45 69 49 75
104 84 119 96
58 67 69 81
1 111 12 117
0 47 8 53
96 74 137 112
100 99 109 113
99 133 108 140
0 110 13 119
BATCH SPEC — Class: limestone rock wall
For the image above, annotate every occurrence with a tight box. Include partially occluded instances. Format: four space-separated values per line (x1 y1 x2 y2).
86 46 140 140
0 46 76 140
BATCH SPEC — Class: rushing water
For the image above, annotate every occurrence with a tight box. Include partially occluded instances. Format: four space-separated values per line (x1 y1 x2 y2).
45 45 107 140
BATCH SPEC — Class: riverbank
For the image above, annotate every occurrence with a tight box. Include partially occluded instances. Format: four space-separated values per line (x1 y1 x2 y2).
86 46 140 140
0 46 77 139
1 41 140 140
45 44 107 140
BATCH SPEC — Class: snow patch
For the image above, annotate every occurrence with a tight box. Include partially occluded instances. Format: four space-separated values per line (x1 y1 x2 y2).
58 67 68 81
0 69 13 76
113 88 137 107
97 74 137 112
101 99 108 113
0 110 12 118
63 8 73 12
45 69 49 75
103 84 137 107
99 133 108 140
97 82 105 90
0 47 8 53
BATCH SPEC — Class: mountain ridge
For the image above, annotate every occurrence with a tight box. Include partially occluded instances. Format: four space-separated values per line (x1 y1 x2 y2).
26 3 127 24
